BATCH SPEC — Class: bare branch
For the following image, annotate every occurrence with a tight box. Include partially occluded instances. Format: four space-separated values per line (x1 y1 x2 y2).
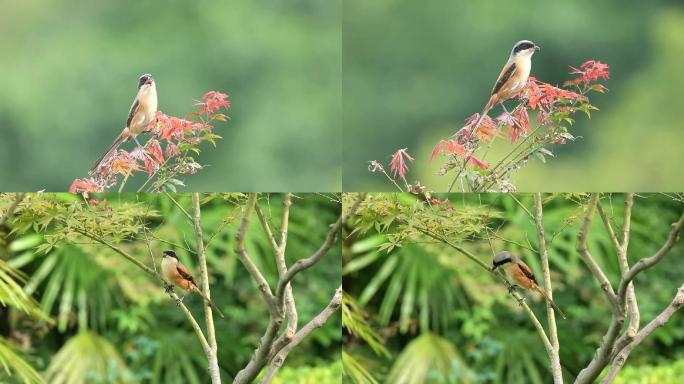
0 193 25 226
617 212 684 300
234 194 276 311
534 193 563 384
192 193 221 384
576 193 619 311
601 284 684 384
576 197 682 384
260 286 343 384
274 193 363 308
605 194 638 356
233 194 348 384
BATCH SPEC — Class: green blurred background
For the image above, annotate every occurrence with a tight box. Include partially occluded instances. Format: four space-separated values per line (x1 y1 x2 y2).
0 0 341 191
343 0 684 191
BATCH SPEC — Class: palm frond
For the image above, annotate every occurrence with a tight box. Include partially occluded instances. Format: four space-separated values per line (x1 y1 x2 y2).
0 338 46 384
45 332 131 384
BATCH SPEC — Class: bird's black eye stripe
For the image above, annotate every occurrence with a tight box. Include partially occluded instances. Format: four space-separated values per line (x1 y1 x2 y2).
513 42 534 54
492 258 511 268
138 74 151 88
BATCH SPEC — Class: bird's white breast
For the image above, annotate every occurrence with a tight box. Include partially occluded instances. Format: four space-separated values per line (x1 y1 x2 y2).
511 55 532 93
161 257 176 281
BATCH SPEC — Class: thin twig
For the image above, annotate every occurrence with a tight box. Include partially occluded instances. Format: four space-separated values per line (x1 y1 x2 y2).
576 194 619 312
166 192 193 223
234 194 277 311
616 212 684 300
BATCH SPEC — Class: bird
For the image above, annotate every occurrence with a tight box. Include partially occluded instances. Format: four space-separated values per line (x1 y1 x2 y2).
89 73 158 174
469 40 540 137
161 250 225 318
492 251 566 319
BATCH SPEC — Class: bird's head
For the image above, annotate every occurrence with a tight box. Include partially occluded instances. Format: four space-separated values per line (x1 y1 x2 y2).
138 73 154 88
162 250 178 261
492 251 517 270
511 40 540 58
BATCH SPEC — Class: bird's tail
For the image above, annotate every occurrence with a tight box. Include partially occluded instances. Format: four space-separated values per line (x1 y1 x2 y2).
467 95 497 140
89 130 130 174
535 286 567 319
193 286 225 319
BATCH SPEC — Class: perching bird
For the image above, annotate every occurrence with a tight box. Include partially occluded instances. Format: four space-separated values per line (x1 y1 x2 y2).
89 73 158 173
161 250 225 318
470 40 540 136
492 251 566 319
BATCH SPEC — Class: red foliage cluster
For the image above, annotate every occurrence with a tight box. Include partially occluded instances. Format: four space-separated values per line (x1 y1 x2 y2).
69 91 231 194
570 60 610 85
195 91 231 116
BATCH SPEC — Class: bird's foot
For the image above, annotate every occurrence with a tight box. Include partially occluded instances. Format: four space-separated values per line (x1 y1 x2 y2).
507 284 520 294
163 283 174 293
516 296 527 306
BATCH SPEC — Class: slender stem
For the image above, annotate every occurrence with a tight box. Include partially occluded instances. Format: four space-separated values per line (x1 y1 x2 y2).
192 193 221 384
166 192 193 222
534 193 563 384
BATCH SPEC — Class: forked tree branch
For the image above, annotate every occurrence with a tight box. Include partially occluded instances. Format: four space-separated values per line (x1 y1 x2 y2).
234 194 277 313
575 195 684 384
254 194 298 354
233 193 356 384
600 284 684 384
259 286 343 384
576 194 619 313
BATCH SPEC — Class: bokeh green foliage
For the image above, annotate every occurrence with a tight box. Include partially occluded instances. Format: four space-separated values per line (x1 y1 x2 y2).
343 0 684 191
342 193 684 383
0 192 341 383
0 1 341 191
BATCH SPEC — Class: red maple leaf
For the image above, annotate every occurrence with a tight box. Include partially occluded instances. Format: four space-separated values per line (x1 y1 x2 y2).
390 148 414 180
570 60 610 84
145 139 164 164
431 139 465 160
468 156 490 170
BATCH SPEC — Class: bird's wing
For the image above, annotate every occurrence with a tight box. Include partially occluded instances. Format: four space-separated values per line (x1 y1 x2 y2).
176 263 197 286
126 98 140 128
515 262 538 285
492 62 517 96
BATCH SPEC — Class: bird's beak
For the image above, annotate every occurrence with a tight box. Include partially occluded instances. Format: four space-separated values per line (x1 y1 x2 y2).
145 79 153 85
534 45 541 52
